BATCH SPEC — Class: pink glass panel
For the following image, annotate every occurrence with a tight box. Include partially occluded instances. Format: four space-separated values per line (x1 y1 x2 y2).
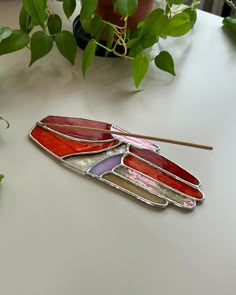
42 115 113 141
115 165 196 209
129 146 200 186
31 126 119 157
111 125 160 151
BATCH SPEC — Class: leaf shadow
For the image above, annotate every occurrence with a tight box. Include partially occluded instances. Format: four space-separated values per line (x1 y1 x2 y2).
221 27 236 48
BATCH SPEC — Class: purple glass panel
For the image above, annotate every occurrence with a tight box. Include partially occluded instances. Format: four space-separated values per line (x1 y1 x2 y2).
88 154 123 176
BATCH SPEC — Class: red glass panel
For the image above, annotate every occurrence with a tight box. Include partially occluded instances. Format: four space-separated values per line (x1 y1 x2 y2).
31 126 119 157
41 115 113 141
124 155 203 200
129 146 200 186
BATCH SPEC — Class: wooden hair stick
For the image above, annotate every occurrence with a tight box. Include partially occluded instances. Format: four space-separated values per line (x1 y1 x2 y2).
37 122 213 151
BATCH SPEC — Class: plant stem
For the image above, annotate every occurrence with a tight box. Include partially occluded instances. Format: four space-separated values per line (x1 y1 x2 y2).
96 16 132 59
103 20 126 30
224 0 236 12
191 0 201 9
94 40 113 52
46 4 54 15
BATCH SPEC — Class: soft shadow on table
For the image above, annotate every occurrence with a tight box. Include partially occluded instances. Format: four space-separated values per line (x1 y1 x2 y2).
0 185 4 206
0 48 177 101
110 35 194 97
0 136 6 145
222 28 236 48
83 177 197 214
106 187 196 214
111 73 175 98
158 33 193 71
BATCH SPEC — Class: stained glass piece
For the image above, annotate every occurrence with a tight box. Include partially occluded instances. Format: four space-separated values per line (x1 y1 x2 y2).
42 115 113 141
102 173 168 208
89 154 123 176
30 116 205 211
31 126 120 157
129 146 200 186
114 166 196 209
111 125 160 151
64 144 127 173
65 153 107 173
123 154 204 200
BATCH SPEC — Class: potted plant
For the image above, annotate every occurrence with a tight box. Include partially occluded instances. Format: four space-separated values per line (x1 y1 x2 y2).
0 0 199 88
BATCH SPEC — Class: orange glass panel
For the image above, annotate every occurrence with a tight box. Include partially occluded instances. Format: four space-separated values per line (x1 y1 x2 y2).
31 126 119 157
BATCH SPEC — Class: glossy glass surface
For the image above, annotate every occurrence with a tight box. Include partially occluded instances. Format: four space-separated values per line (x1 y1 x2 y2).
129 146 200 186
65 144 127 173
102 173 168 208
30 116 204 210
111 125 160 151
89 154 123 176
42 115 113 141
114 166 196 209
31 126 119 157
124 154 204 200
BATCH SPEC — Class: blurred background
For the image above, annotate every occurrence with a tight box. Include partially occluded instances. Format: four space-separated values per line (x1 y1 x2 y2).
189 0 234 16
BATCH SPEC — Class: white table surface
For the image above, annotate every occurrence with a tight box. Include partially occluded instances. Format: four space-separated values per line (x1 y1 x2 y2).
1 1 236 295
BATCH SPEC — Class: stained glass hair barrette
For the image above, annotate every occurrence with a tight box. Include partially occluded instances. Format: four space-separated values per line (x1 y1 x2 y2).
30 116 212 210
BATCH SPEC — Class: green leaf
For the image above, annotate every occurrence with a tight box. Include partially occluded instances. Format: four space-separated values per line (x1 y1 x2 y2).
47 14 62 35
141 36 159 49
82 39 97 77
155 51 175 76
132 54 149 88
0 25 12 42
89 15 106 41
55 31 77 64
106 26 115 56
0 116 10 128
0 174 4 182
127 9 166 51
19 5 32 33
128 9 168 50
223 16 236 32
164 12 191 37
80 0 98 20
112 0 138 16
63 0 76 19
0 30 30 55
22 0 47 29
29 31 53 66
128 42 142 58
127 36 140 49
140 9 168 38
183 7 197 28
80 0 98 32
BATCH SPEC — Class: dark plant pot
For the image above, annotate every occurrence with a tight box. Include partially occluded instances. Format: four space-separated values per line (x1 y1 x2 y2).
73 0 155 57
96 0 155 32
73 15 125 57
